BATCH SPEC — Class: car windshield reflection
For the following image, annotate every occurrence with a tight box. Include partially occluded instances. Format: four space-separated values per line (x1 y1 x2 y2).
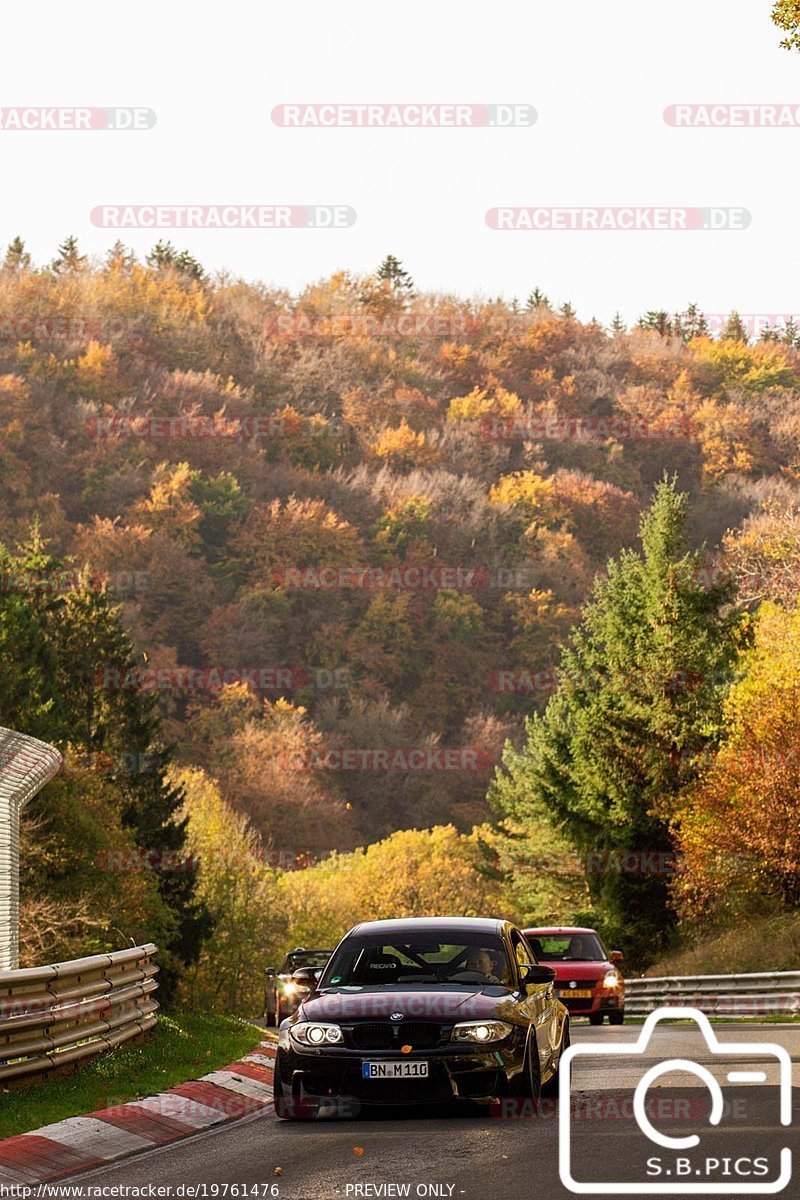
319 935 515 989
535 934 605 961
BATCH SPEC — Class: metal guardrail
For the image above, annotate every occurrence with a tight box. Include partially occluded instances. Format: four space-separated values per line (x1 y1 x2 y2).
0 944 159 1086
625 970 800 1018
0 727 63 970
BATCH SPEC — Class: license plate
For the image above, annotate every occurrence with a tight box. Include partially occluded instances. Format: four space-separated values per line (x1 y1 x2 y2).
559 989 593 999
362 1061 429 1079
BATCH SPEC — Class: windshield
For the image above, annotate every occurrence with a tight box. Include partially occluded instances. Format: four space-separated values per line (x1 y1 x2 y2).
530 933 605 962
284 951 332 972
319 933 513 989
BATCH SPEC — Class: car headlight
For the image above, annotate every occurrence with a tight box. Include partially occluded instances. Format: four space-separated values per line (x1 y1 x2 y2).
290 1022 344 1046
603 970 622 989
450 1020 514 1044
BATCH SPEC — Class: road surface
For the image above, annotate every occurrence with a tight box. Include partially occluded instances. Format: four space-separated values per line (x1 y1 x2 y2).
66 1024 800 1199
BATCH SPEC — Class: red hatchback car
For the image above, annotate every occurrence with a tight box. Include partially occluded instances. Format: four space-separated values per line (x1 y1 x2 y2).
523 926 625 1025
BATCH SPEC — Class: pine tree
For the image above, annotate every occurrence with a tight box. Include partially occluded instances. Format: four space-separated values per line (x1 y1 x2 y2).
491 479 740 964
0 529 61 734
146 241 205 281
0 533 210 991
105 240 136 272
781 316 800 348
560 301 576 319
2 236 31 272
51 235 87 274
375 254 414 296
526 288 549 310
609 312 626 336
721 311 749 343
638 311 673 337
678 302 708 341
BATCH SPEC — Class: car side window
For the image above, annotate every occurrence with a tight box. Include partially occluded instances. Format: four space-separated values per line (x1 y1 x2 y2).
510 931 531 984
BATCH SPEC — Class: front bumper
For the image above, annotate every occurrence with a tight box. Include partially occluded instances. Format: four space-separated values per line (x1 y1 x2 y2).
275 1034 525 1107
557 989 624 1015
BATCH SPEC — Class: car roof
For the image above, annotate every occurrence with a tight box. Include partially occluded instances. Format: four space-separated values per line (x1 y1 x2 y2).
348 916 509 936
523 926 598 935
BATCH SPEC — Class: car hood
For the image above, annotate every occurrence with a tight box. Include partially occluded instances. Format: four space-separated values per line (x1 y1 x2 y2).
296 986 516 1023
545 961 610 981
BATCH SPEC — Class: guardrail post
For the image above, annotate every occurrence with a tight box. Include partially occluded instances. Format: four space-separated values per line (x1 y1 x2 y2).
0 727 62 970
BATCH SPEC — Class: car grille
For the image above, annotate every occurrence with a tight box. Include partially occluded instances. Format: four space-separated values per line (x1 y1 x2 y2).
348 1022 443 1049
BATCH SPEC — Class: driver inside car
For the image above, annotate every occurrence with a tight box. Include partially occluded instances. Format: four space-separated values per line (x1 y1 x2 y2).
568 935 590 960
451 947 507 985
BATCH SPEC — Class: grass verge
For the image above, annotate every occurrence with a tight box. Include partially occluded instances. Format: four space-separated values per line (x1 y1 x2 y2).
0 1011 263 1140
646 911 800 977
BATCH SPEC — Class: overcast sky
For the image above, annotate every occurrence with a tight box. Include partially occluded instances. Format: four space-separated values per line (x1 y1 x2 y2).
3 0 798 323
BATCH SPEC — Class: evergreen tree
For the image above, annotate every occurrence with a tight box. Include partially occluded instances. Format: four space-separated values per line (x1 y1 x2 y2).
105 240 136 272
375 254 415 296
781 316 800 348
721 311 749 343
0 533 210 990
676 302 708 342
146 240 205 281
637 311 673 337
51 235 87 274
560 301 576 319
491 480 740 963
0 530 62 734
2 236 31 272
526 288 549 310
609 312 626 336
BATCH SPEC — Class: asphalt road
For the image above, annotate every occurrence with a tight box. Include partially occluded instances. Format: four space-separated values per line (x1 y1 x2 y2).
67 1024 800 1200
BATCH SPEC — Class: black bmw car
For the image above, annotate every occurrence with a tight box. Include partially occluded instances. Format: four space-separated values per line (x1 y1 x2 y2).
273 916 569 1119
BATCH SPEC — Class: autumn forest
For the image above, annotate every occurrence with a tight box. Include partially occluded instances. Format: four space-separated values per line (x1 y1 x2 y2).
2 240 800 1010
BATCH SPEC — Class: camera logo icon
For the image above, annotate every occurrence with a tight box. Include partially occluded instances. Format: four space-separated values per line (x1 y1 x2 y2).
559 1006 792 1194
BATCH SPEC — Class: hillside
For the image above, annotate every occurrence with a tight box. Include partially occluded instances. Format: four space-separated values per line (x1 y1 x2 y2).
3 245 800 1001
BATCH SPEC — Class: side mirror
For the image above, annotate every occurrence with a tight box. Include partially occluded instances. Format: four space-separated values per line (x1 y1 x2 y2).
264 966 277 977
520 963 556 986
610 950 624 964
292 966 321 986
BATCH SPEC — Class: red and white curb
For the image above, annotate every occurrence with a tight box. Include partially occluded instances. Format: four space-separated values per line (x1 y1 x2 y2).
0 1038 277 1185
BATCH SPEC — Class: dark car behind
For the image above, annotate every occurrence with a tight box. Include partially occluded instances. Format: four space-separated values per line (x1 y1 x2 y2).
264 947 333 1026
